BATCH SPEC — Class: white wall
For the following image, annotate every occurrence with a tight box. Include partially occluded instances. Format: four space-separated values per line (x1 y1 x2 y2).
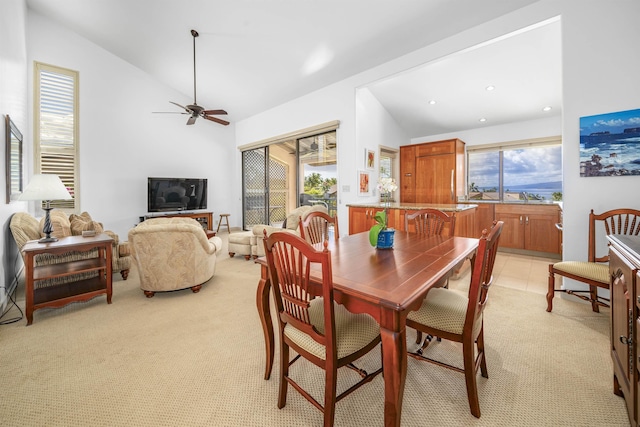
412 115 562 147
236 0 640 265
560 0 640 263
0 0 28 310
27 10 237 240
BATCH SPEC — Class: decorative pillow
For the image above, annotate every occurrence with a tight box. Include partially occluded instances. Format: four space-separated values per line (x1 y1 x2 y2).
70 216 104 236
39 210 71 239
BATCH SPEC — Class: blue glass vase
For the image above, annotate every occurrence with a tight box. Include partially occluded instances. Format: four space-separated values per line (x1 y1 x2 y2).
377 228 395 249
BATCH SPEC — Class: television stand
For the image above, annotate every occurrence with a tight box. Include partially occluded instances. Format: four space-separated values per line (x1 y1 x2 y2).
144 211 214 232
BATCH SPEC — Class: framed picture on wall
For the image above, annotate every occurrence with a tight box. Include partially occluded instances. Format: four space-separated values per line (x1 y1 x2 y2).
358 170 370 196
365 149 375 170
580 107 640 177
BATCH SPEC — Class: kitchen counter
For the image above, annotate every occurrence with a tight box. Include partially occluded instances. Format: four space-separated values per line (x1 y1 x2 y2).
346 202 477 212
348 203 477 237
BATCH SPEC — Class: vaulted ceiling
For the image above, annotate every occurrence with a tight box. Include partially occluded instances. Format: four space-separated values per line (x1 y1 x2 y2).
26 0 558 137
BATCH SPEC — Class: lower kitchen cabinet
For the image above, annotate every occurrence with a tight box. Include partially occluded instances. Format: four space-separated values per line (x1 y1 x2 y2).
494 204 561 255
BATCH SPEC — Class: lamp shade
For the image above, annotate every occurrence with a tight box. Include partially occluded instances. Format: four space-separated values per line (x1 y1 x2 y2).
18 174 73 201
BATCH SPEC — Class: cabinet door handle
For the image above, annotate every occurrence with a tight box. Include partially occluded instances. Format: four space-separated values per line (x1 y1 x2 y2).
526 216 529 225
404 173 412 177
519 215 523 224
450 169 454 201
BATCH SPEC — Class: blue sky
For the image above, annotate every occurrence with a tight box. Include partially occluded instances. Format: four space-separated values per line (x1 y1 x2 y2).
580 108 640 136
469 146 562 188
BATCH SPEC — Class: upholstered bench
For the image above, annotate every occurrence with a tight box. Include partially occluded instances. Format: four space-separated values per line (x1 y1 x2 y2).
228 230 254 260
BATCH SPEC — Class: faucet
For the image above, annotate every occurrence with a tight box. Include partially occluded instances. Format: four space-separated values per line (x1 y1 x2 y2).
522 191 529 203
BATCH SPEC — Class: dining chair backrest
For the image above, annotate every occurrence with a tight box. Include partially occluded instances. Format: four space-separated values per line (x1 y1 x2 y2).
589 208 640 263
468 221 504 327
299 211 339 244
405 208 455 238
263 231 335 348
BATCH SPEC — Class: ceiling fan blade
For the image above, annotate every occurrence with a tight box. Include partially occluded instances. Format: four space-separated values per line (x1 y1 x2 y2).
170 101 191 113
186 116 197 125
203 109 228 115
203 115 230 126
152 111 189 115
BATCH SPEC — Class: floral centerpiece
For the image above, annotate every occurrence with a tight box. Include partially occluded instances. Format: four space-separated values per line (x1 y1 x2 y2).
369 177 398 248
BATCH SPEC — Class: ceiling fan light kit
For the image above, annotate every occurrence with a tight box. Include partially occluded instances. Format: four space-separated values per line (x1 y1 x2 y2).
154 29 229 126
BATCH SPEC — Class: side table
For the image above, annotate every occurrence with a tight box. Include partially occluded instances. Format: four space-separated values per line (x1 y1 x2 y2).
22 234 114 325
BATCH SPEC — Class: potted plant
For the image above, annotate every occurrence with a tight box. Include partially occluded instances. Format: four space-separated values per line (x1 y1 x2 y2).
369 177 398 249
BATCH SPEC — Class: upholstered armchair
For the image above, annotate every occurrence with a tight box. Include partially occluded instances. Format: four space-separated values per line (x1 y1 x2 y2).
250 205 328 257
128 217 222 297
10 210 132 281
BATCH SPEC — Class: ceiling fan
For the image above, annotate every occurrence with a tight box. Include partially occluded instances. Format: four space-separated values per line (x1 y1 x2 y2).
156 29 229 126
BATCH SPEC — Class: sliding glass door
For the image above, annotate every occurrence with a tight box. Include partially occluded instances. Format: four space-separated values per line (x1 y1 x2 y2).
242 130 337 230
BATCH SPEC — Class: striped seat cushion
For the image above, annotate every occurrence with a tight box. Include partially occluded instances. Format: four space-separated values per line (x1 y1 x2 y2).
407 288 481 337
552 261 609 284
284 299 380 360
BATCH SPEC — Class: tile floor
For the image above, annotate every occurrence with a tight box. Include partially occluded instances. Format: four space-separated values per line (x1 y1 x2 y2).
453 250 559 296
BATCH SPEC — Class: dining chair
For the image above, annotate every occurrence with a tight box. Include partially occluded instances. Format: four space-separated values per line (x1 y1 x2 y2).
406 208 457 345
262 231 382 427
405 208 456 237
547 208 640 313
406 220 504 418
299 211 339 244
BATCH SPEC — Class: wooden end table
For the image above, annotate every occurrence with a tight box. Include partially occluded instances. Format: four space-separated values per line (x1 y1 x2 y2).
22 234 113 325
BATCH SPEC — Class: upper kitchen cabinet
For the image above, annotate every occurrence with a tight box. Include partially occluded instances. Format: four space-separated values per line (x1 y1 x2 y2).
400 139 465 204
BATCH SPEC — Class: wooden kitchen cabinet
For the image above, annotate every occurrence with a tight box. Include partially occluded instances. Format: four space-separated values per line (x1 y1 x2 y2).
608 235 640 426
400 139 465 204
494 204 561 255
349 206 403 235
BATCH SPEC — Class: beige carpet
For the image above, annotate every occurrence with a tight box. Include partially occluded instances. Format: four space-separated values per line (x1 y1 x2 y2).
0 233 630 426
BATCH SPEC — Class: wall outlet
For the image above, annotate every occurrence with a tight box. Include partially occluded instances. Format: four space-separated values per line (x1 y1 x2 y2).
342 185 350 192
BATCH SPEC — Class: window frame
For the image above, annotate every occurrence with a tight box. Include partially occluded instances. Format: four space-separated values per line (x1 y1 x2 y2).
33 61 79 212
466 136 562 202
378 146 398 202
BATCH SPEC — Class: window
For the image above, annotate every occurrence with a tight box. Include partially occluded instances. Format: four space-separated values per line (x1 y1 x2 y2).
34 62 79 210
467 137 562 202
379 147 397 201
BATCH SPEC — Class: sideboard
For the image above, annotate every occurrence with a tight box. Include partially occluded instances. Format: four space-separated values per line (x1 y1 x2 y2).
608 234 640 426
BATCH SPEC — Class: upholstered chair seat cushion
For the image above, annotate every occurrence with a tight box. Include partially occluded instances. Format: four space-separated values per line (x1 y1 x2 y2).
551 261 609 284
407 288 482 338
284 298 380 360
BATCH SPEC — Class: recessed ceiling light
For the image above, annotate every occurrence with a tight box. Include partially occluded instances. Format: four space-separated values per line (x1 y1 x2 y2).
542 106 552 111
428 100 436 105
485 85 495 91
479 118 487 123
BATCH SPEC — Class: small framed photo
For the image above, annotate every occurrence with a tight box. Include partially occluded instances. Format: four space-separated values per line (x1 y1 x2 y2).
358 170 370 196
365 149 375 170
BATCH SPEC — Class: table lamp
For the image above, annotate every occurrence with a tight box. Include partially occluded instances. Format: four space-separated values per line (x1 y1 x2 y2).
18 174 73 243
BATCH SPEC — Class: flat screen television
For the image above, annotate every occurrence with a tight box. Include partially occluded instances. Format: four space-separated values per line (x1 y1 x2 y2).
147 177 207 213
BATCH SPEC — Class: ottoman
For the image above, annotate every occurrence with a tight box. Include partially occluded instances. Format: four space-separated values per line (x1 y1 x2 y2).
228 230 254 260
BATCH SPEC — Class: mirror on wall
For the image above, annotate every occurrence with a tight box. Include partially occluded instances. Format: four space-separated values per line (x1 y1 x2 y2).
5 115 23 203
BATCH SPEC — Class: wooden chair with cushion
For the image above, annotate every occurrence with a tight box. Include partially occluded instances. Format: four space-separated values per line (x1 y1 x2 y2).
299 211 339 244
405 208 456 238
406 208 457 344
406 220 504 418
547 208 640 313
263 231 382 427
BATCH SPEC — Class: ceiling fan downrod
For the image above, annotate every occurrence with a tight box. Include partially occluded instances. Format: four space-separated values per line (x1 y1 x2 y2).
191 29 198 106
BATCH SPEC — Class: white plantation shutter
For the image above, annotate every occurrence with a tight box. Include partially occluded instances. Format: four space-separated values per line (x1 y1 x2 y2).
34 62 79 210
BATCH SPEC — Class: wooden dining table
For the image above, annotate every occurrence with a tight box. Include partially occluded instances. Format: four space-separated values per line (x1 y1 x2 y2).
255 231 479 427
